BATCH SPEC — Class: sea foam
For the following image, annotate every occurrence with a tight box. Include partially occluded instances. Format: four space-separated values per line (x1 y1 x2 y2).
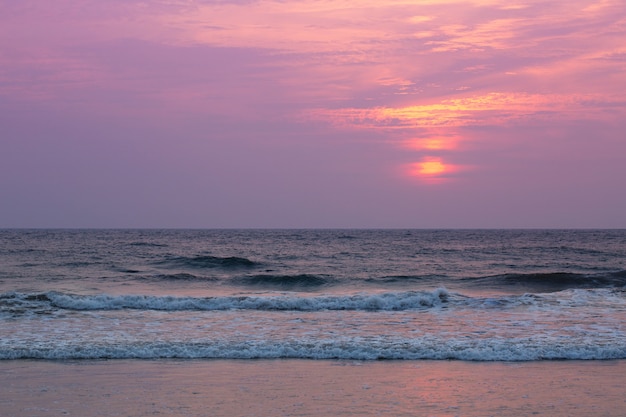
2 336 624 361
39 289 450 311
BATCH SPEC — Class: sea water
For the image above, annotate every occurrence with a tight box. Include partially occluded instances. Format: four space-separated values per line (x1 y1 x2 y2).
1 229 625 361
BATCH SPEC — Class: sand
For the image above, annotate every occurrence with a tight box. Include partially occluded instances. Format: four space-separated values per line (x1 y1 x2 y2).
1 359 625 417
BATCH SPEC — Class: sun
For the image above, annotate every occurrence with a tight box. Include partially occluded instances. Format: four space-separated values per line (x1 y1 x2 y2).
407 157 458 183
417 159 446 175
409 157 447 177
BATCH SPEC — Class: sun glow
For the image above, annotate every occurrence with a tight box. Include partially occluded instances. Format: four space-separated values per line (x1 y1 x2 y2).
404 134 461 151
418 159 446 175
311 89 625 184
407 157 458 183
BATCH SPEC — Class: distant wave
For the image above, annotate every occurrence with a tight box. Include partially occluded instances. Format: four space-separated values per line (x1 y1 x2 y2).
157 255 259 269
127 242 168 247
365 275 441 284
465 270 626 291
231 274 332 288
145 273 218 281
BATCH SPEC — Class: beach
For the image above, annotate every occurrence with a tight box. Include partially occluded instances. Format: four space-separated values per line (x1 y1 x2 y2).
2 359 625 417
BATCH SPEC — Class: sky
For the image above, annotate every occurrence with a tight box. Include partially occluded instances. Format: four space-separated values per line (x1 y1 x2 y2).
1 0 625 228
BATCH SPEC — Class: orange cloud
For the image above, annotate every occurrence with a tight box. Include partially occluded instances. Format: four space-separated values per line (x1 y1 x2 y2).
312 92 624 129
403 133 461 151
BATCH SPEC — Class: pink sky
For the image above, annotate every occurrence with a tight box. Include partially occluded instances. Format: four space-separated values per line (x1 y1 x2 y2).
1 0 625 228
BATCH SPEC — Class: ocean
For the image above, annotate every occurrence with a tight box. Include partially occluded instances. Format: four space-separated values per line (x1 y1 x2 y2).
2 229 625 361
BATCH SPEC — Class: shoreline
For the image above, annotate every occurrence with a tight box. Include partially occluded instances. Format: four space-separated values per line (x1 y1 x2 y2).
2 359 626 416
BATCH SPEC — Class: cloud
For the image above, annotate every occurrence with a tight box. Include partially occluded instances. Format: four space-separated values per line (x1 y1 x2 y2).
312 92 626 130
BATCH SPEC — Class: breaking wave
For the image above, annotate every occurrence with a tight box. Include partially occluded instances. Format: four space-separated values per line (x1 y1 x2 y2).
4 287 625 316
1 289 449 313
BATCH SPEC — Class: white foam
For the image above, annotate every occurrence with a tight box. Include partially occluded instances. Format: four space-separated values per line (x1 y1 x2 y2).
4 287 625 315
44 289 450 312
1 337 624 361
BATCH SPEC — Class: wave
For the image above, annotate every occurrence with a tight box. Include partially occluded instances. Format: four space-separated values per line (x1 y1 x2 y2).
231 274 332 288
1 289 449 313
4 288 624 316
127 242 168 247
366 275 442 284
145 273 218 281
465 270 626 291
157 255 259 269
2 337 624 361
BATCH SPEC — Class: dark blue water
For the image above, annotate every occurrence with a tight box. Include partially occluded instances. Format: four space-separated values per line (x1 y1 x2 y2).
1 229 625 360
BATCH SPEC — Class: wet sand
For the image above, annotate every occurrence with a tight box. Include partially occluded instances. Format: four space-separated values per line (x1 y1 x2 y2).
2 359 625 416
